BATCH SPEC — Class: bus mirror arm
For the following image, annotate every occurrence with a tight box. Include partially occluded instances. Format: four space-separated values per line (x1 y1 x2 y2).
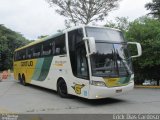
128 42 142 58
83 37 96 55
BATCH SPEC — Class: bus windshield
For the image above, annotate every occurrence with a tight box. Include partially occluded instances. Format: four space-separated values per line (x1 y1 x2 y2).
86 27 132 77
85 27 124 42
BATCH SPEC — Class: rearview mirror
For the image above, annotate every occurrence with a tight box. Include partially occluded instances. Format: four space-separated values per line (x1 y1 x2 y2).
83 37 96 55
128 42 142 58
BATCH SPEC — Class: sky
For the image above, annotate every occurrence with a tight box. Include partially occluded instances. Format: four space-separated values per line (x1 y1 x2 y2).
0 0 152 40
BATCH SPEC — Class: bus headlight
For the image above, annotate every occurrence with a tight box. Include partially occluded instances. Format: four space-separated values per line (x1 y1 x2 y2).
90 80 106 87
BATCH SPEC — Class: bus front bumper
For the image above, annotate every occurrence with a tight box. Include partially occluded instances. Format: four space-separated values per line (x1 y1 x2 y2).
88 81 134 99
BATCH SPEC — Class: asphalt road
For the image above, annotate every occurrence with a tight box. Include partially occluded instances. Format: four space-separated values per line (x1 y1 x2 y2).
0 76 160 114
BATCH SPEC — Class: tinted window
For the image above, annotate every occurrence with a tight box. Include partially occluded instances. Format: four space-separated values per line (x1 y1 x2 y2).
27 47 33 59
16 49 26 60
86 27 125 42
68 29 89 79
42 41 52 56
14 34 66 61
91 43 132 77
14 52 17 61
55 35 66 55
33 44 41 58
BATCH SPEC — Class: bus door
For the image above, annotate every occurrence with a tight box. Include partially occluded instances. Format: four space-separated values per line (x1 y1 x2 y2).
68 29 90 98
72 41 89 98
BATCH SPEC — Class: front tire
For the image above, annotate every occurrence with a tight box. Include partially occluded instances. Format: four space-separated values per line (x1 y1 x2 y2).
57 79 69 98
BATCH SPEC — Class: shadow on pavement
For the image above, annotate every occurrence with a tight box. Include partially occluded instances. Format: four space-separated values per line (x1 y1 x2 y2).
15 81 126 106
73 97 125 106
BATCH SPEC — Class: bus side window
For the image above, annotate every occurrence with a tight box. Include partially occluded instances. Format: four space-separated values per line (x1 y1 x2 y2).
52 41 56 55
68 29 89 79
22 50 26 60
14 52 17 61
16 52 20 60
18 50 26 60
27 48 33 59
33 44 41 58
18 51 21 60
55 35 66 55
42 41 52 56
55 48 60 54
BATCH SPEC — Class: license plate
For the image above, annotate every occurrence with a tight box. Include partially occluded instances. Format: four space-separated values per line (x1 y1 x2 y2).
116 89 122 93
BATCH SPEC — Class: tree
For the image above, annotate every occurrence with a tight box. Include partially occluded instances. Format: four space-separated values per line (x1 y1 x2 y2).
125 17 160 85
145 0 160 19
105 17 130 32
46 0 121 25
105 16 160 86
0 24 30 71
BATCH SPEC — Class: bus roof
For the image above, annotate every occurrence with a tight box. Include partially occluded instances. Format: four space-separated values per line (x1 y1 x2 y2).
15 32 64 52
15 25 121 52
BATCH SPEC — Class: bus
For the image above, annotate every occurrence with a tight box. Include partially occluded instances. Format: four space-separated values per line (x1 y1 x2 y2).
13 26 142 99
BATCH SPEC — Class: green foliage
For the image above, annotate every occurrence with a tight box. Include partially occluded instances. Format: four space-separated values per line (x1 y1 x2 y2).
105 16 160 85
0 24 30 71
105 17 130 32
125 17 160 85
126 17 160 67
145 0 160 19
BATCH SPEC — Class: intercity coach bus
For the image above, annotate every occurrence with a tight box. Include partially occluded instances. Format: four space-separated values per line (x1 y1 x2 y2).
13 26 142 99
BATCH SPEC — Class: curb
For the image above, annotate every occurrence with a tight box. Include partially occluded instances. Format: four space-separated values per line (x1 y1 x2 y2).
135 85 160 89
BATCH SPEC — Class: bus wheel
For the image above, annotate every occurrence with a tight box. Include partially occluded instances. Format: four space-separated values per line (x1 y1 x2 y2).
57 79 69 98
22 74 27 86
18 74 22 84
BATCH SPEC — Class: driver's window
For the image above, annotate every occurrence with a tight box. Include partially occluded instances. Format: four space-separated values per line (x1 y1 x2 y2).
68 29 89 79
76 43 88 78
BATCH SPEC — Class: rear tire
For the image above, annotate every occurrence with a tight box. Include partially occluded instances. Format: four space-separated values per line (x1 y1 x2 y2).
57 79 70 98
18 74 22 84
21 74 27 86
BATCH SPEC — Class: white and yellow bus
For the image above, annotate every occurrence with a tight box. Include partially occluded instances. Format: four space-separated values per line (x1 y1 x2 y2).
13 26 142 99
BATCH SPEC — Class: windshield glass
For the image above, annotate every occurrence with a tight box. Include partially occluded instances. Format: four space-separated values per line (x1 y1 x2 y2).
90 43 132 77
86 27 124 42
86 27 132 77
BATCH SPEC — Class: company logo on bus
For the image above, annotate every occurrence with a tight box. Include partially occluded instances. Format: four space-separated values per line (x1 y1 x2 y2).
21 61 33 67
72 84 85 95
